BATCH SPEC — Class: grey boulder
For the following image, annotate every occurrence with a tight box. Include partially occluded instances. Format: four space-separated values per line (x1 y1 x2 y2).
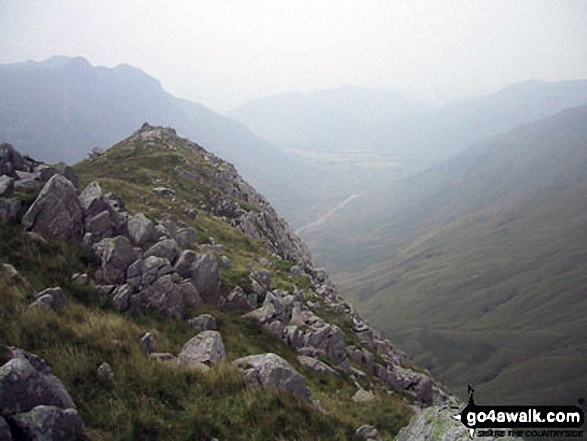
93 236 140 284
127 213 157 246
0 353 75 416
233 353 311 400
179 331 226 366
22 174 84 240
144 238 180 264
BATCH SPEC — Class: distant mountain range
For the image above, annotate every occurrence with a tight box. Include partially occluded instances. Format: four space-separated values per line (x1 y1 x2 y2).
0 56 323 214
339 105 587 405
230 80 587 160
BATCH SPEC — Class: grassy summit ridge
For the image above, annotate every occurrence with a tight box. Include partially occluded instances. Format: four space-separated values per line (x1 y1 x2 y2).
1 125 416 440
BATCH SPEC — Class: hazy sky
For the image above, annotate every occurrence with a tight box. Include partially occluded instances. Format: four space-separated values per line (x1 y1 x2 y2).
1 0 586 112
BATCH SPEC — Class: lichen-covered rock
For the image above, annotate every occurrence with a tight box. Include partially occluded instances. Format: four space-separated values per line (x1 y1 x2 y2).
0 353 75 416
22 174 84 240
179 331 226 366
11 405 85 441
233 353 311 399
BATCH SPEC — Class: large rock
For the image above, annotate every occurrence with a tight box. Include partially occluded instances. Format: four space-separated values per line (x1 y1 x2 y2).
304 323 348 369
233 353 311 399
226 286 257 310
242 291 288 324
179 331 226 366
30 287 68 311
93 236 139 284
0 144 24 178
191 253 222 304
21 174 84 240
144 238 180 264
137 274 185 319
80 182 127 241
127 256 173 291
11 405 85 441
127 213 157 246
174 252 223 305
0 352 75 416
53 162 79 189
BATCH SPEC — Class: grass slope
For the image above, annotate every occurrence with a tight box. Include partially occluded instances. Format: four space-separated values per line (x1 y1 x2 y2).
342 183 587 405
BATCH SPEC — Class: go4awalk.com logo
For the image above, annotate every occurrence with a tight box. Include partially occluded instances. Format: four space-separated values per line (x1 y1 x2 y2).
453 386 585 438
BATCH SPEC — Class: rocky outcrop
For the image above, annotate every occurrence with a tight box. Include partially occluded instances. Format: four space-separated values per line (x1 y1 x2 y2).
0 349 85 441
22 174 84 240
233 353 311 400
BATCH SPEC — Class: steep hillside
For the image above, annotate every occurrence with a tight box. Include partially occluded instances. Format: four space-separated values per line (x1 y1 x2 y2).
0 125 486 440
339 106 587 405
302 104 587 274
0 56 324 216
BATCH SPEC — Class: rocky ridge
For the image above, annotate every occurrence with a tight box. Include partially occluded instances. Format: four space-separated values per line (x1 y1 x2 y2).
0 125 503 440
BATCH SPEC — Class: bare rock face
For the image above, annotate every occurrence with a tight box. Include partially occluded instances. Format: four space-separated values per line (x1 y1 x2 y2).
11 405 85 441
233 353 311 400
179 331 226 366
22 174 84 240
